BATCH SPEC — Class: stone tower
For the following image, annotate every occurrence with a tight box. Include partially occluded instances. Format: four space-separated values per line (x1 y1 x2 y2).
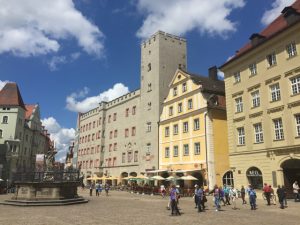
139 31 187 172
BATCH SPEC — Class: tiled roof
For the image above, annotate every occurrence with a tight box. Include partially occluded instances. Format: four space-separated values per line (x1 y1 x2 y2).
25 104 36 119
220 0 300 68
183 70 225 95
0 82 26 109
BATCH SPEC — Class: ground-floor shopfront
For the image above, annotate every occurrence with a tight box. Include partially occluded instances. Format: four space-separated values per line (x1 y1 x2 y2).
230 147 300 197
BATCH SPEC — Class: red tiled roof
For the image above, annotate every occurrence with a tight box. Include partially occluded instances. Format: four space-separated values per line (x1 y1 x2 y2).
25 104 36 119
0 82 26 109
221 0 300 68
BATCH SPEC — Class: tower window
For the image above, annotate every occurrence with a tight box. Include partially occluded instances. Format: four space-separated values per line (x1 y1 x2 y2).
148 83 152 92
148 63 151 71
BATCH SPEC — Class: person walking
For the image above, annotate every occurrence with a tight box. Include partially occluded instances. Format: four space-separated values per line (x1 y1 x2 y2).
224 185 231 205
195 186 204 212
200 186 206 210
247 185 257 210
277 185 285 209
241 185 247 204
89 183 94 196
263 183 271 206
219 186 226 206
282 185 287 207
170 184 181 216
211 185 221 211
95 182 100 197
194 185 199 208
269 185 276 205
229 186 238 210
104 182 110 196
293 181 299 202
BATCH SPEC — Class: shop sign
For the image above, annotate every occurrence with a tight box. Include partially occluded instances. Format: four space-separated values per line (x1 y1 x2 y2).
247 168 262 177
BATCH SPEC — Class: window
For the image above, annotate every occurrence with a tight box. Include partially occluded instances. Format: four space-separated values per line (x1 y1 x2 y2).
2 116 8 124
169 106 173 116
148 102 152 110
147 63 151 71
173 146 178 157
237 127 245 145
194 119 200 130
114 130 118 138
147 122 151 132
148 83 152 92
234 71 241 83
126 108 129 117
125 129 129 137
122 153 126 163
270 83 281 102
165 127 169 137
128 151 132 162
132 106 136 115
178 103 182 113
183 144 189 156
113 113 117 121
183 122 189 133
194 142 200 155
110 131 113 139
188 99 193 109
114 143 117 151
251 90 260 108
296 115 300 137
93 121 95 128
173 124 178 135
109 144 112 152
173 87 178 96
249 63 257 75
254 123 263 143
132 127 136 136
274 118 284 140
182 83 187 92
134 151 138 162
235 97 243 113
291 76 300 95
0 129 2 138
165 147 170 158
266 53 277 67
286 42 297 58
146 143 151 153
223 171 234 187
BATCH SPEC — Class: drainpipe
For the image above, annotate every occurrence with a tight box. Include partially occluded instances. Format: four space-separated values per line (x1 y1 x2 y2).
204 111 209 190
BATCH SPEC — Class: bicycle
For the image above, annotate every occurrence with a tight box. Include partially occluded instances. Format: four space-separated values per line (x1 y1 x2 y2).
262 192 277 204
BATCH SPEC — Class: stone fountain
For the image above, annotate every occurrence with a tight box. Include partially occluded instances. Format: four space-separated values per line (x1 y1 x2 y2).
0 150 88 206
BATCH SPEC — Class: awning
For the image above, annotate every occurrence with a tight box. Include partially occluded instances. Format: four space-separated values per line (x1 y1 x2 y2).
146 169 169 174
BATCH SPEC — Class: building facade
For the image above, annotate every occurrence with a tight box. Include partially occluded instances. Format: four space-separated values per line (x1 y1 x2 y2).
76 31 187 181
220 1 300 195
0 83 52 184
159 68 230 189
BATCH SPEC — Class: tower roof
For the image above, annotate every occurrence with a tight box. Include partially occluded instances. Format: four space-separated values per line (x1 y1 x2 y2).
0 82 26 109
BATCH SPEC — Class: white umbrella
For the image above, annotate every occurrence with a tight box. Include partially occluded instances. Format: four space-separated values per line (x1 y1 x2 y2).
180 175 198 181
150 175 166 180
166 176 182 181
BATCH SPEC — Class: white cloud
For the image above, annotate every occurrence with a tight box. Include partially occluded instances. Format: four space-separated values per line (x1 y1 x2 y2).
135 0 245 39
41 117 75 162
0 0 104 57
261 0 294 26
217 70 224 80
0 80 12 90
47 52 81 71
66 83 130 113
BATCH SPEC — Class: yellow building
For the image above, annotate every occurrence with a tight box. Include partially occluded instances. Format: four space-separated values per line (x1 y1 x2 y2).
159 68 230 189
220 1 300 196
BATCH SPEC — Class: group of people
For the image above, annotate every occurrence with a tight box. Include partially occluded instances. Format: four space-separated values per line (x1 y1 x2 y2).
88 182 110 196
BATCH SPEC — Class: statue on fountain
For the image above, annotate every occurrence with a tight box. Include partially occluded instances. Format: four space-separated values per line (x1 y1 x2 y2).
43 149 57 181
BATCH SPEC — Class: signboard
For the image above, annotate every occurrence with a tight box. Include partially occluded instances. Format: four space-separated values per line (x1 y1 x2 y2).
246 168 262 177
35 154 44 172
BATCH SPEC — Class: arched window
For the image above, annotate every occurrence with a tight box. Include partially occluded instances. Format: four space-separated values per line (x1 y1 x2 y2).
246 167 263 189
223 171 234 187
2 116 8 124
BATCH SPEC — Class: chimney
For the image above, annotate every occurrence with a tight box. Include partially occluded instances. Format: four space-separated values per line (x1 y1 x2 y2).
209 66 218 81
281 6 300 25
249 33 265 47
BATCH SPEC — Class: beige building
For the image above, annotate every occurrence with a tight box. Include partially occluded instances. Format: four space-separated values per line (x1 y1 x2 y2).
0 83 52 184
76 31 187 181
220 1 300 195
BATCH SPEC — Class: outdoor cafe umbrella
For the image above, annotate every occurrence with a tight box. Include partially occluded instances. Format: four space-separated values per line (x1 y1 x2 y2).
122 176 135 180
135 175 149 180
166 176 182 181
86 175 100 181
106 176 119 180
180 175 198 181
150 175 165 180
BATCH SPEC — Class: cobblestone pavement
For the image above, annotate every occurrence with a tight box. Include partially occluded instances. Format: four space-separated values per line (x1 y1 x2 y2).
0 189 299 225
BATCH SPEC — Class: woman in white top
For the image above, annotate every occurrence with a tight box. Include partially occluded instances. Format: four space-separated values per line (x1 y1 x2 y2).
229 187 239 210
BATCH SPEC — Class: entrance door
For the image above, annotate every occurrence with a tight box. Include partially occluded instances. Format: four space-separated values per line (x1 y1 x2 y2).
281 159 300 198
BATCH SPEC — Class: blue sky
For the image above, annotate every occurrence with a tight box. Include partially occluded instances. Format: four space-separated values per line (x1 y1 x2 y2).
0 0 295 160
